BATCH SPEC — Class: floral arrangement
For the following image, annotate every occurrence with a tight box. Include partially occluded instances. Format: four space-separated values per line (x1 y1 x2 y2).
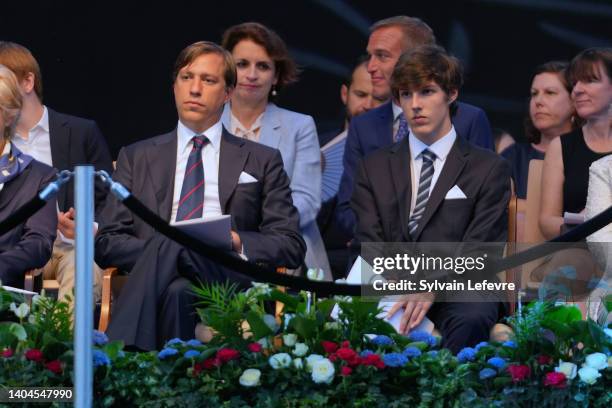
0 283 611 407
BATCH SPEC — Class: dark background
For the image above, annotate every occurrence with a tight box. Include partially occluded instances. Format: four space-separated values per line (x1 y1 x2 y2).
2 0 611 157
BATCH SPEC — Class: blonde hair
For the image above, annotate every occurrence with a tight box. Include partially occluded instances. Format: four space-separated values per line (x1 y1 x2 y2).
0 64 23 141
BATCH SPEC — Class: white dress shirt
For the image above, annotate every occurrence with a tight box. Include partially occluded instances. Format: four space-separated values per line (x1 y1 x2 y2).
408 126 457 214
171 120 223 222
392 102 404 137
12 105 53 167
230 111 264 143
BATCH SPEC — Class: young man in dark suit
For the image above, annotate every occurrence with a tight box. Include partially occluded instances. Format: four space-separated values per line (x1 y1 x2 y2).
95 41 305 350
0 42 113 304
336 16 494 236
351 45 510 353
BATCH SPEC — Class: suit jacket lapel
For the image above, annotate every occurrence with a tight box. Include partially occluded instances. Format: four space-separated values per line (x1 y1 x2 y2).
48 109 71 210
219 128 248 213
389 139 412 240
0 164 31 213
413 137 468 240
258 103 282 149
144 131 177 221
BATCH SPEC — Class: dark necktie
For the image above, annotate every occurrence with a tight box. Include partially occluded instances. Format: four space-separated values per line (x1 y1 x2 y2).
394 113 409 143
408 149 437 237
176 135 209 221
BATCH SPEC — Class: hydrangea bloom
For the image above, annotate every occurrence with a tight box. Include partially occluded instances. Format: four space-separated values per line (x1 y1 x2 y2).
479 368 497 379
93 350 111 367
502 340 517 348
488 357 506 370
457 347 476 363
427 350 438 358
186 339 202 347
184 350 200 359
408 330 437 347
403 347 422 359
165 338 185 347
158 347 179 360
382 353 408 367
92 330 108 346
474 341 489 352
360 349 375 358
371 335 394 347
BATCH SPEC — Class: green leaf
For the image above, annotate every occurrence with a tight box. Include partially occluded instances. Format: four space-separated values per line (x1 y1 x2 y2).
245 310 273 339
292 315 318 340
545 304 582 324
493 377 512 387
8 322 27 341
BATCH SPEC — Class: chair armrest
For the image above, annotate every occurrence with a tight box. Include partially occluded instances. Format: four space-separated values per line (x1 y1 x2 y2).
98 267 119 332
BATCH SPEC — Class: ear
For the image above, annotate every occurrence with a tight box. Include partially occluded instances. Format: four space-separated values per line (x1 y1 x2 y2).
20 72 36 95
448 89 458 105
224 86 234 104
340 84 348 105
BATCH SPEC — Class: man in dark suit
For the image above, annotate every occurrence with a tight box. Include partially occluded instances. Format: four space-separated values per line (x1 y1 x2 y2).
95 41 305 350
0 42 113 303
351 45 510 353
336 16 494 236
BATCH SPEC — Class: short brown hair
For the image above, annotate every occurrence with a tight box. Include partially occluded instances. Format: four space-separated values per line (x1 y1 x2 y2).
370 16 436 51
172 41 236 89
222 22 299 92
567 47 612 88
0 41 43 102
0 64 23 141
390 45 463 106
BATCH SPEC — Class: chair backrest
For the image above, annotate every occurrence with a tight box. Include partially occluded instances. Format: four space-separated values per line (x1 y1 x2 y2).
524 159 546 244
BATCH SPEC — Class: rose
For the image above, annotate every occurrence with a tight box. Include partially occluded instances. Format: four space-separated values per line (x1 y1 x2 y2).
1 348 13 358
321 341 339 354
248 342 262 353
508 364 530 382
306 354 324 372
537 355 552 365
46 360 62 374
362 354 385 369
269 353 292 369
202 358 220 369
25 349 44 362
544 372 567 388
239 368 261 387
341 366 352 376
216 348 240 363
336 348 358 362
555 361 577 380
311 358 335 384
283 334 298 347
578 367 601 385
293 343 309 357
584 353 608 371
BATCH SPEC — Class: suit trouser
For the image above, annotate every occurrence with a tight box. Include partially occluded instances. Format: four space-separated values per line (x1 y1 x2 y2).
106 233 251 351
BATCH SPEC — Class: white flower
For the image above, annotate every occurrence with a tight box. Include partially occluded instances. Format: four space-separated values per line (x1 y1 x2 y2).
239 368 261 387
305 354 324 372
283 313 294 330
311 358 335 384
293 343 309 357
257 337 270 349
28 315 36 324
604 328 612 339
10 302 30 319
584 353 608 371
262 314 279 332
283 333 297 347
555 361 577 379
269 353 292 369
293 358 304 370
307 268 324 281
31 294 42 306
578 366 601 385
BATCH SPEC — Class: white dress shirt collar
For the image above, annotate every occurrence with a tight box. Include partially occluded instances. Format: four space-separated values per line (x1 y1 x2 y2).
230 110 264 141
392 102 403 121
408 125 457 162
177 119 223 153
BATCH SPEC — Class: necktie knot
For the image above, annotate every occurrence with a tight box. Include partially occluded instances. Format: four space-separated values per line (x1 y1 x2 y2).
420 149 436 164
191 135 209 150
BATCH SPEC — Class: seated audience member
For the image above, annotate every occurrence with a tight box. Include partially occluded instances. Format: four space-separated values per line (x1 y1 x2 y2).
0 42 113 304
95 41 305 350
540 48 612 239
492 127 515 154
220 22 330 279
350 45 510 353
0 65 56 286
501 61 576 199
336 15 494 236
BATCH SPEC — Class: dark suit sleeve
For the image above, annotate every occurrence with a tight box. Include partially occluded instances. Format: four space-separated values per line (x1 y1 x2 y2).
335 119 362 236
238 150 306 269
84 121 114 216
350 159 385 243
0 170 57 281
464 106 494 151
94 147 145 271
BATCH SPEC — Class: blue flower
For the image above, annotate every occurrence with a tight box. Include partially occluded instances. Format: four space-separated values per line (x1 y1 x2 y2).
457 347 476 363
184 350 200 359
382 353 408 367
403 346 422 359
502 340 517 349
474 341 489 352
408 330 437 347
186 339 202 347
487 357 506 370
92 330 108 346
360 349 375 358
427 350 438 358
93 350 111 367
371 335 394 347
165 338 185 347
158 347 179 360
479 368 497 380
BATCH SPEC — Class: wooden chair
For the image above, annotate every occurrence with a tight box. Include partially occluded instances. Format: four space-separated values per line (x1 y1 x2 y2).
521 159 546 289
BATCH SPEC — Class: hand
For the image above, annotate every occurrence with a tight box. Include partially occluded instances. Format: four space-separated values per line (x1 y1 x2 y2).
386 292 435 334
230 230 242 253
58 207 76 239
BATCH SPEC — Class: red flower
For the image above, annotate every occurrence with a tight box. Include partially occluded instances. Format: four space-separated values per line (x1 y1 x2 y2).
544 372 566 389
508 365 531 382
45 360 62 374
537 355 552 365
216 348 240 363
329 353 338 362
1 348 13 358
25 349 44 363
341 366 352 376
202 357 221 369
247 343 262 353
193 362 205 376
321 341 339 354
341 341 350 348
336 348 358 362
362 354 385 369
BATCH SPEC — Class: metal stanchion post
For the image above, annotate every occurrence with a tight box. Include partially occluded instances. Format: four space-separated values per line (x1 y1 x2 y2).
74 166 94 408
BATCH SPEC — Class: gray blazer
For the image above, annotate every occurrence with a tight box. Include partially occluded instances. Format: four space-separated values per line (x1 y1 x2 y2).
222 103 331 279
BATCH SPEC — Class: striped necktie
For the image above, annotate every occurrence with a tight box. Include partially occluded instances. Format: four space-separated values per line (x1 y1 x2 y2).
408 149 437 237
176 135 209 221
394 113 409 142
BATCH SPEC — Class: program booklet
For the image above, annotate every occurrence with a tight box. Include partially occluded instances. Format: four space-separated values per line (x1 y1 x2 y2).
170 214 232 251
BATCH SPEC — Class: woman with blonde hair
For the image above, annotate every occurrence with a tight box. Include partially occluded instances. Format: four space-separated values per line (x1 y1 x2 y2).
0 64 56 288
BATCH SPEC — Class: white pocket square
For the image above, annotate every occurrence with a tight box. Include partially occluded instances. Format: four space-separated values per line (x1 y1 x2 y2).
238 171 258 184
444 185 467 199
